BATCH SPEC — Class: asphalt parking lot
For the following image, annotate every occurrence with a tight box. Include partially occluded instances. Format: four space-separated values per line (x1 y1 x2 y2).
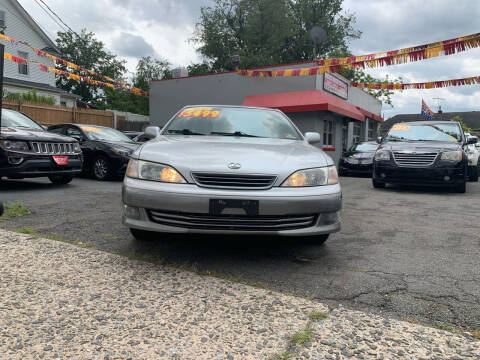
1 176 479 332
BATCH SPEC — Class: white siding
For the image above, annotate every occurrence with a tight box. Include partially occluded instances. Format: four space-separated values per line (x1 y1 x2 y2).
0 0 56 86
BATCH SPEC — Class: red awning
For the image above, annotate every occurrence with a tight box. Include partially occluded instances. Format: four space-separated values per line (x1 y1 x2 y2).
242 90 365 121
356 106 384 122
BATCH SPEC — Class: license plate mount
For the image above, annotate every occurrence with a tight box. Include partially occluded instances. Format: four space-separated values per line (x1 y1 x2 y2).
209 199 259 216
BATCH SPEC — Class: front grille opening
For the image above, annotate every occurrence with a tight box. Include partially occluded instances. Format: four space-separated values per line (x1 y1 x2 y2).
148 210 317 231
393 152 438 167
192 172 276 189
30 142 76 155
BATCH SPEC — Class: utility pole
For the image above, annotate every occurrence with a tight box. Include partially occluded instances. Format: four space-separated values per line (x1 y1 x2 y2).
432 97 445 121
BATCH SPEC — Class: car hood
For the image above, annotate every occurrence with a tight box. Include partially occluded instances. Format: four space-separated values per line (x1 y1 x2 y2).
137 135 332 180
0 127 76 142
379 141 463 152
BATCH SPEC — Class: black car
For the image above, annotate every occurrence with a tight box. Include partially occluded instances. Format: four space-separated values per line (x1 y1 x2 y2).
339 141 378 176
373 121 477 193
48 124 140 180
0 109 82 184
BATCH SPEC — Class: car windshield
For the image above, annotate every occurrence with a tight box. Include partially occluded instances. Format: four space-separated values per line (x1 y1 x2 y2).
351 143 378 151
1 109 44 131
163 107 301 140
385 123 462 142
80 125 133 142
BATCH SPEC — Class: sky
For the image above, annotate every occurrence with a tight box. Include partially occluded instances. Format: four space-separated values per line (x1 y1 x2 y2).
15 0 480 118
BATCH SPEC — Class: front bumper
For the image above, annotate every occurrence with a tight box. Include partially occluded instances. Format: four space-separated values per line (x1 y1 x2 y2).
340 161 373 174
122 177 342 236
0 152 82 178
373 161 466 186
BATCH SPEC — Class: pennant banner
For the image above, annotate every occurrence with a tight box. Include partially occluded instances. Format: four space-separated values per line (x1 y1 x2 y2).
237 32 480 77
351 76 480 90
0 33 143 94
3 52 148 97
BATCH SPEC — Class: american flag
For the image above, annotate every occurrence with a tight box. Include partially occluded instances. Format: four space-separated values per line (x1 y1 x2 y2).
421 99 435 121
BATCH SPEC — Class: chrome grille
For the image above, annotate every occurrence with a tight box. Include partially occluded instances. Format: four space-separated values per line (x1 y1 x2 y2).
393 151 438 167
148 210 317 231
31 142 76 155
192 173 276 189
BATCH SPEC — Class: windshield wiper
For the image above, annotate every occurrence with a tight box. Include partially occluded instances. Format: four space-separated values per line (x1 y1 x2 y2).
167 129 205 135
209 131 262 138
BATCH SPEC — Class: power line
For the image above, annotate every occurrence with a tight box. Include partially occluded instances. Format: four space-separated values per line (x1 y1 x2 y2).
32 0 68 33
36 0 80 38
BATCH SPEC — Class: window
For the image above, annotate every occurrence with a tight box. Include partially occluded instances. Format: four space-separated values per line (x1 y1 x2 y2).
18 51 29 75
60 101 67 107
353 122 361 144
0 11 5 34
342 119 348 151
66 126 85 141
368 120 376 140
323 119 335 147
48 126 65 135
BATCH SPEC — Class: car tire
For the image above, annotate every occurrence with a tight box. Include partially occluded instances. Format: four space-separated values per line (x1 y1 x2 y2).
93 155 112 180
48 175 74 185
130 228 155 241
372 178 385 189
468 166 479 182
455 182 466 193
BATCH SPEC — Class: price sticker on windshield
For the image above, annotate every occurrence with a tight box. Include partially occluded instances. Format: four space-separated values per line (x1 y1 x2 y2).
80 126 103 132
178 107 221 118
391 124 411 131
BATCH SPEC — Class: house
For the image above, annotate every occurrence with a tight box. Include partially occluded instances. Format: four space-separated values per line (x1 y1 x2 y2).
149 62 383 165
382 111 480 135
0 0 79 107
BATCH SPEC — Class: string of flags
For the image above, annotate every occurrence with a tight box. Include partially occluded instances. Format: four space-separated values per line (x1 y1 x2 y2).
350 75 480 90
3 52 148 97
237 32 480 78
0 33 148 97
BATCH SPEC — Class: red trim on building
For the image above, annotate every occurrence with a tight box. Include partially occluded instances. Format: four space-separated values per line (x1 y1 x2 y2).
242 90 365 121
322 147 336 152
356 106 384 122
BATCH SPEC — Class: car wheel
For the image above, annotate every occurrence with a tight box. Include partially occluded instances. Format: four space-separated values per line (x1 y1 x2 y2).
93 156 111 180
455 182 466 193
469 166 479 182
372 178 386 188
48 175 74 185
130 228 155 241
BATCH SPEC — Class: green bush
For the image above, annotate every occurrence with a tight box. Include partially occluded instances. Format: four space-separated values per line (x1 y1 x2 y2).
3 89 56 105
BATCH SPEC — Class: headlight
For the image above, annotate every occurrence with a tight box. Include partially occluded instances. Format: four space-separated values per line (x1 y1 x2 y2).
440 151 462 161
0 140 29 152
126 159 186 183
111 146 133 157
281 166 338 187
374 151 391 161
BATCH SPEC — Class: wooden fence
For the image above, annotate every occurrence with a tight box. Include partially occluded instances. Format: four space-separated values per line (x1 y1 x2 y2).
2 100 114 128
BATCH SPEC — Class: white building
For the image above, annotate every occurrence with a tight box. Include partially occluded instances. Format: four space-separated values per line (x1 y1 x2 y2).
0 0 79 107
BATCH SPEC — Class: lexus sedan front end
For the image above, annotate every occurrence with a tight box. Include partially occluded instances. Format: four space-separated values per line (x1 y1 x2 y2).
122 105 342 244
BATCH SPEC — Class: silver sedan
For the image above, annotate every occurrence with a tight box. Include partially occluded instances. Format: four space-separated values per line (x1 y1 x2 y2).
122 105 341 244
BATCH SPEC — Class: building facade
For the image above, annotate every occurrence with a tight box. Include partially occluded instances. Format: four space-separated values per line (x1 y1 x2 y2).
149 62 383 165
0 0 79 106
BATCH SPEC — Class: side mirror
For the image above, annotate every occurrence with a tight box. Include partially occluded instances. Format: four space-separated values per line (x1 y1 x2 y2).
376 136 383 144
144 126 161 139
70 135 84 142
467 136 478 145
304 132 321 144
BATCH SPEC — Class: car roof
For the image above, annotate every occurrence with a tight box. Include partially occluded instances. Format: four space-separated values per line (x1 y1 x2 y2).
51 123 110 129
181 104 284 112
397 120 460 126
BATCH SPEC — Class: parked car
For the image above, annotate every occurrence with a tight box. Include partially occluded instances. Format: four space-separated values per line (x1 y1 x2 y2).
122 105 342 244
48 124 140 180
464 133 479 182
0 108 82 184
123 131 143 140
338 141 378 176
373 121 477 193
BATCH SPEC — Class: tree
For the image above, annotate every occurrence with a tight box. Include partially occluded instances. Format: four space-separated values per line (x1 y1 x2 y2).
97 56 172 115
187 62 212 76
55 29 127 104
451 115 472 133
193 0 399 105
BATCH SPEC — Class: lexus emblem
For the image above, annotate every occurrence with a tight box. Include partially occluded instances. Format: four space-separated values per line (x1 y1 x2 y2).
228 162 241 169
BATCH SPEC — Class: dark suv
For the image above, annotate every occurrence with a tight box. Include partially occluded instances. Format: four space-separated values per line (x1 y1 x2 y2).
0 108 82 184
373 121 477 193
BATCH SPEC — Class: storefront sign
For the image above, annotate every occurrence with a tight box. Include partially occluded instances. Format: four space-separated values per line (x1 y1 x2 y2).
323 73 348 99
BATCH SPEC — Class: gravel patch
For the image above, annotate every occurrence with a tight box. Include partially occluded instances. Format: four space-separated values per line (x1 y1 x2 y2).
1 229 479 359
